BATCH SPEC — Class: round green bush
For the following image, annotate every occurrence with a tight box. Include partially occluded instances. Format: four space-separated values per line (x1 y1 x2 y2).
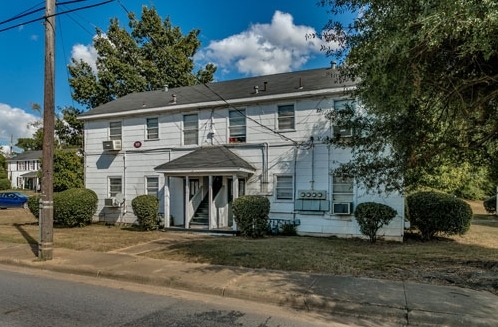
28 194 42 219
354 202 397 243
483 195 496 214
0 178 11 190
406 191 473 240
232 195 270 238
54 188 98 227
131 195 159 230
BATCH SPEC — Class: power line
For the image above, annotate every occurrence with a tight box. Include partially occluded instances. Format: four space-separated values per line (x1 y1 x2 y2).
0 0 115 33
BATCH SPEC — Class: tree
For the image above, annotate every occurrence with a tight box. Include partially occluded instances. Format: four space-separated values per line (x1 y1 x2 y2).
319 1 498 192
55 106 84 148
68 6 216 110
16 129 44 151
52 149 84 192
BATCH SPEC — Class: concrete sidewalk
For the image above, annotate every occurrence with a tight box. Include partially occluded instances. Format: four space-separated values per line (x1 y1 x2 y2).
0 241 497 326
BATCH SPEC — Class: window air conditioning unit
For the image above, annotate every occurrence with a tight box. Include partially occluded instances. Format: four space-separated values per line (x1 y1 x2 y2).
104 193 124 208
103 140 122 151
333 202 353 215
333 126 353 138
298 190 327 200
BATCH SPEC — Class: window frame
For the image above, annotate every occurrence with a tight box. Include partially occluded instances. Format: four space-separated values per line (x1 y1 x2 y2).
109 121 122 141
275 175 294 201
183 113 198 145
108 177 123 198
331 174 354 215
146 117 159 140
229 109 246 143
277 104 295 131
146 176 159 197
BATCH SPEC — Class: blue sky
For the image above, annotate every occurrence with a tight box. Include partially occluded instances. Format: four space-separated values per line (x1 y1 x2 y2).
0 0 349 150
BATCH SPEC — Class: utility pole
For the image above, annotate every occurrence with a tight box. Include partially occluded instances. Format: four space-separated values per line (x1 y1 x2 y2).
39 0 55 260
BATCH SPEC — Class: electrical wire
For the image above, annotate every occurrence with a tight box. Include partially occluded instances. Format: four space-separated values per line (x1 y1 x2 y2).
0 0 115 33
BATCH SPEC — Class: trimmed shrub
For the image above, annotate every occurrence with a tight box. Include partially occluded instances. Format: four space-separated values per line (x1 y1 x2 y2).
232 195 270 238
406 191 473 240
279 222 298 236
54 188 98 227
0 178 10 190
354 202 397 243
28 194 42 219
131 195 160 230
483 195 496 214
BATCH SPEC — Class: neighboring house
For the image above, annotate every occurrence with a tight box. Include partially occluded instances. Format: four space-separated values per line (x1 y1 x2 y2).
7 150 42 191
79 66 405 241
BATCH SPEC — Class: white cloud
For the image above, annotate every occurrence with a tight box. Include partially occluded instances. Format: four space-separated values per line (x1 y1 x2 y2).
71 43 99 72
0 103 39 150
196 11 333 77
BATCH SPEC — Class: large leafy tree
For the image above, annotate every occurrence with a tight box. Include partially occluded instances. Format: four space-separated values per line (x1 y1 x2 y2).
320 0 498 192
52 149 84 192
68 6 216 109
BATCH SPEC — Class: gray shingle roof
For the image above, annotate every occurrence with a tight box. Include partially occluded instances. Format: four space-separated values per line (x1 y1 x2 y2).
7 150 42 161
154 146 256 175
79 67 354 119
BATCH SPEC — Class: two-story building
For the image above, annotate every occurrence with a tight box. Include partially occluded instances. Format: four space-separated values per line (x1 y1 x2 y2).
79 66 405 241
7 150 42 191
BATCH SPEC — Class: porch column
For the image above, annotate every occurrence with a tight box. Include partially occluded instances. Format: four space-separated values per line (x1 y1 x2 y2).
163 176 170 228
184 176 190 228
208 175 213 229
232 175 239 231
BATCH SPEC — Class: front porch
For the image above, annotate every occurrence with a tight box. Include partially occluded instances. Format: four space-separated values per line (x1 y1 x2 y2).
155 146 256 232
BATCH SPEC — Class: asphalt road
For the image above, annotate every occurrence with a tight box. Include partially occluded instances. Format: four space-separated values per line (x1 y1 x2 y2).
0 265 366 327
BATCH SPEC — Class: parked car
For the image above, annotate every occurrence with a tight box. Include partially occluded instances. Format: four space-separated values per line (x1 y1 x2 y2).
0 192 29 209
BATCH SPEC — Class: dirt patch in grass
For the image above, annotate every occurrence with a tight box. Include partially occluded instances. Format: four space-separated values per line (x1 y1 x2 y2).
1 207 497 294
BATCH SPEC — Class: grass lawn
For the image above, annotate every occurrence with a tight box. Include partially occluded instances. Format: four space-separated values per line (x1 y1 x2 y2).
0 199 497 294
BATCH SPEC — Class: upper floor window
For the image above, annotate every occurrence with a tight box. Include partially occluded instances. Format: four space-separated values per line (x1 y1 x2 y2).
146 176 159 197
146 118 159 140
275 175 293 200
109 121 122 141
332 100 354 139
229 109 246 143
183 114 198 145
109 177 122 197
278 104 294 130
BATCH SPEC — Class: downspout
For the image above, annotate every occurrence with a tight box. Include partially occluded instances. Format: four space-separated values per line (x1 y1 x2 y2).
293 146 298 223
122 151 127 222
262 142 269 193
310 136 315 190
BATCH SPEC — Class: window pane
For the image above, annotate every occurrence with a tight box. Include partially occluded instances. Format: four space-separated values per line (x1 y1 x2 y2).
109 121 122 140
183 114 198 145
278 105 294 130
147 118 159 140
146 177 159 197
276 175 293 200
229 109 246 143
109 177 122 197
332 175 353 193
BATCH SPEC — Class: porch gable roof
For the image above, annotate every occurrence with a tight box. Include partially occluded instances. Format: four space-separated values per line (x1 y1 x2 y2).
154 146 256 176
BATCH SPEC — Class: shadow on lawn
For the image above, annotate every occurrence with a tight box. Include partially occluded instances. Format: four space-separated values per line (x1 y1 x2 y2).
13 223 38 256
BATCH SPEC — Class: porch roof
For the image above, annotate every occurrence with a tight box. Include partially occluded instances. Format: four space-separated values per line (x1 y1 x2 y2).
154 146 256 176
20 171 39 178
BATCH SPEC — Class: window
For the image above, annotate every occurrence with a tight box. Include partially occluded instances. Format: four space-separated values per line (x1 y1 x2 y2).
229 109 246 143
146 176 159 197
146 118 159 140
109 121 122 141
332 175 354 214
109 177 122 197
275 175 293 200
278 104 294 130
183 114 198 145
332 100 354 139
